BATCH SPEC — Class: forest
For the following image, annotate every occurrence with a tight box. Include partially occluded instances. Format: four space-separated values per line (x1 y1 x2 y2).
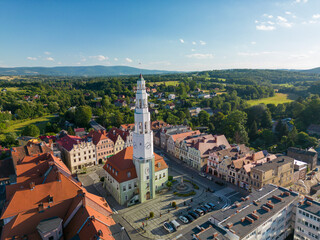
0 69 319 154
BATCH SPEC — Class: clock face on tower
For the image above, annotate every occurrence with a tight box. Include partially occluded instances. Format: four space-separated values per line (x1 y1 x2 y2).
145 167 149 174
145 142 151 149
133 142 137 149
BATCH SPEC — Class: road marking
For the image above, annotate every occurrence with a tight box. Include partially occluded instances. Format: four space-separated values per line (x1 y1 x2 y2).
227 192 240 198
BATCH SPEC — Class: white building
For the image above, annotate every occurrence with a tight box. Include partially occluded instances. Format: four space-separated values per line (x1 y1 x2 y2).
208 184 299 240
294 197 320 240
103 74 168 206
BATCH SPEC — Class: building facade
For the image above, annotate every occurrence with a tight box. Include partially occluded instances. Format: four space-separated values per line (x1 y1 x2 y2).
88 130 114 164
294 197 320 240
287 147 318 170
57 134 96 173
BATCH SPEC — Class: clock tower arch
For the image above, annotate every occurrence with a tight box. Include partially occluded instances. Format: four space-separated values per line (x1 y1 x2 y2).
133 74 155 203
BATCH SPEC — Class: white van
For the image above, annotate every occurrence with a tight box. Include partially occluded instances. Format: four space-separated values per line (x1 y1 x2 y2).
171 220 181 230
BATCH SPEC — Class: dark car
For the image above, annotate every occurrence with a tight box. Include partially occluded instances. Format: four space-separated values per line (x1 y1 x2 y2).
204 204 212 211
200 207 208 213
208 202 215 208
188 211 199 219
185 214 194 222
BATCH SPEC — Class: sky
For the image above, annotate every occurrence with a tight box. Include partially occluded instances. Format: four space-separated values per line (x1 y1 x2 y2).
0 0 320 71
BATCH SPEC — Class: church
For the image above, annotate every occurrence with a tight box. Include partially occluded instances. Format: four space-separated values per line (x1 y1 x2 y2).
103 74 168 206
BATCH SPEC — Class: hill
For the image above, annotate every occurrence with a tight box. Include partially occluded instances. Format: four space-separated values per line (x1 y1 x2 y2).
300 67 320 74
0 65 177 76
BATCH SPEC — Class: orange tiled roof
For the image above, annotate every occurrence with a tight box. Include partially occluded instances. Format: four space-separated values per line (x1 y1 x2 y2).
88 129 111 145
170 130 200 142
11 142 52 165
120 123 135 131
103 146 168 183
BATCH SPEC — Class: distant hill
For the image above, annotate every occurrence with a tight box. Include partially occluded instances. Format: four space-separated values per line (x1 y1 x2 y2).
0 65 177 76
299 67 320 74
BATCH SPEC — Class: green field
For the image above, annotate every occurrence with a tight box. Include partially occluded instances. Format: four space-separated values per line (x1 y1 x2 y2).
3 87 24 92
149 81 179 86
247 93 297 106
0 114 57 139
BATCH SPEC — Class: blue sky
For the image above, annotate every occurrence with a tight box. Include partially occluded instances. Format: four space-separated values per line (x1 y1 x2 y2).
0 0 320 71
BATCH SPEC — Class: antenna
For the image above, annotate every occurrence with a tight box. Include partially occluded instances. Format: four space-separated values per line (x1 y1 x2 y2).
139 61 142 74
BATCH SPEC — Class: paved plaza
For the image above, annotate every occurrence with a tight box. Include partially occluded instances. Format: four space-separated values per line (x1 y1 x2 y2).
79 162 245 240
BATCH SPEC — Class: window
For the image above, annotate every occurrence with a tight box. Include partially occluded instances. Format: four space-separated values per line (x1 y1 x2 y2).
123 186 126 191
127 172 131 178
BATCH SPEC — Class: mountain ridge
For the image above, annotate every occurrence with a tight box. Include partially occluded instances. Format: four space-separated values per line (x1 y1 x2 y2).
0 65 178 76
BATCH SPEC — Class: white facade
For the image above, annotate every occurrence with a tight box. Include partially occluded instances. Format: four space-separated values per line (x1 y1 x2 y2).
132 74 156 203
295 201 320 240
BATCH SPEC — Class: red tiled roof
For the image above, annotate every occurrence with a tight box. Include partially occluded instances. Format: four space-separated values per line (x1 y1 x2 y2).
107 127 128 142
103 147 168 183
56 134 83 151
74 128 85 133
11 142 52 165
88 130 111 145
120 124 135 131
170 130 200 142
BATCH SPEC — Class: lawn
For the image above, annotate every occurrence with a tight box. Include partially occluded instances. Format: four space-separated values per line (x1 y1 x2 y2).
3 87 24 92
1 114 57 135
149 81 179 86
247 93 297 106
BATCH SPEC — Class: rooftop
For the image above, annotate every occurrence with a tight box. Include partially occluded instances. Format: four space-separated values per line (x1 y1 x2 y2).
251 156 294 172
288 147 318 157
211 184 299 239
298 197 320 217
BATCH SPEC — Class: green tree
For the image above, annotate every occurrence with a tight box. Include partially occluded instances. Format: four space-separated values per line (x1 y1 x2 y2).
68 126 75 135
249 121 258 140
198 110 210 126
22 124 40 137
75 106 92 127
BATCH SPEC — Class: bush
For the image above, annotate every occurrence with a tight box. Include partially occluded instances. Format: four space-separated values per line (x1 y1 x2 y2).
149 212 154 218
168 176 173 181
172 202 176 207
100 177 105 182
173 191 196 197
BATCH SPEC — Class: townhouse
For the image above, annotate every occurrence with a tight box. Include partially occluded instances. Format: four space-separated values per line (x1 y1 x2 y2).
88 130 114 164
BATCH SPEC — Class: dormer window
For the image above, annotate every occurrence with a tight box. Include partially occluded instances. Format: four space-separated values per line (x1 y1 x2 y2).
127 172 131 178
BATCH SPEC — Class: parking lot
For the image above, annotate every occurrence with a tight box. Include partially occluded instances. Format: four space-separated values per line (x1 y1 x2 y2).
78 148 248 240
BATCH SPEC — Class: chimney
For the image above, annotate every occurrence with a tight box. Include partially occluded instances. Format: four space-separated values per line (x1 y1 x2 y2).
82 192 86 207
266 202 274 209
48 195 53 203
226 223 233 229
241 217 245 222
38 202 44 213
306 201 313 206
57 172 62 182
29 182 35 190
305 196 313 201
251 213 259 220
245 216 254 224
262 205 271 212
213 232 218 238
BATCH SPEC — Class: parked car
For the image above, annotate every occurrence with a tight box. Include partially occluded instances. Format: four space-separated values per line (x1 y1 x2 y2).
188 211 199 219
215 180 224 186
185 214 194 222
204 204 212 211
199 207 208 213
207 202 215 208
171 220 181 230
206 175 213 180
199 172 206 177
194 208 204 216
163 222 174 233
179 215 189 224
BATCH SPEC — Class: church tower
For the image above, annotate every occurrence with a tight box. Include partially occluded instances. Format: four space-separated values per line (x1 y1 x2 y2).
133 74 155 203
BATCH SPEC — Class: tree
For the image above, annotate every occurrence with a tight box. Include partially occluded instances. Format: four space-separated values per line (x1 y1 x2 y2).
68 126 75 135
166 181 173 189
22 124 40 137
149 212 154 218
198 110 210 126
249 121 258 140
171 201 177 208
4 132 17 146
75 106 92 127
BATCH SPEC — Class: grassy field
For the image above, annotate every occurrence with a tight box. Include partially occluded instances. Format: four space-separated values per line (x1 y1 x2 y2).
149 81 179 86
247 93 297 106
3 87 24 92
1 114 57 137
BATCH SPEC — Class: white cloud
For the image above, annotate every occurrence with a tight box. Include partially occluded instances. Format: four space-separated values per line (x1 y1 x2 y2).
114 58 119 61
26 57 37 61
186 53 213 59
251 41 256 45
295 0 308 3
238 51 275 56
267 21 275 25
89 55 108 61
199 40 206 45
277 16 293 27
44 51 51 55
256 24 275 31
192 41 197 45
312 14 320 19
263 14 273 18
57 62 62 65
191 49 196 52
46 57 54 61
125 58 133 63
179 39 184 43
285 11 292 15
